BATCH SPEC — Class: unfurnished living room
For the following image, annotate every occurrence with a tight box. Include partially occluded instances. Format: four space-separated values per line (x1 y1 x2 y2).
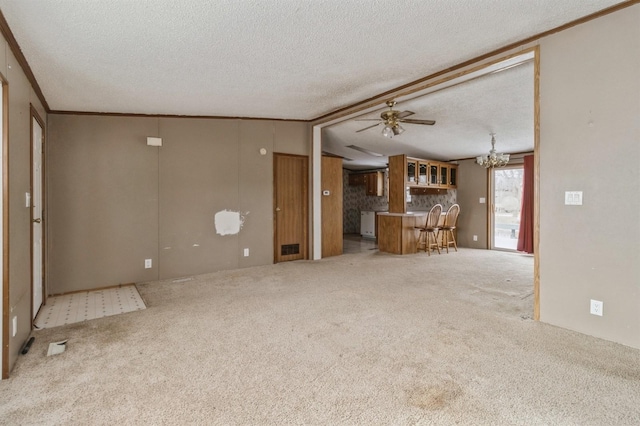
0 1 639 424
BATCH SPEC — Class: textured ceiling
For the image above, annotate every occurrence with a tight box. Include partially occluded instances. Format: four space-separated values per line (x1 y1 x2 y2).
323 60 534 169
0 0 627 119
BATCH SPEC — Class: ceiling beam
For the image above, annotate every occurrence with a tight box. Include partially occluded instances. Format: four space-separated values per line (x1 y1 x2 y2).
312 0 640 123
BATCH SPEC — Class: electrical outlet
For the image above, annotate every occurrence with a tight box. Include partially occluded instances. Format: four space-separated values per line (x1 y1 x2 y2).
243 248 249 257
473 235 478 241
12 316 17 337
590 299 603 316
144 259 152 269
565 191 583 205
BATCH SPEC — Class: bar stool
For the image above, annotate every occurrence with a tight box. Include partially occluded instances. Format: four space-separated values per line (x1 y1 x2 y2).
440 204 460 253
415 204 442 255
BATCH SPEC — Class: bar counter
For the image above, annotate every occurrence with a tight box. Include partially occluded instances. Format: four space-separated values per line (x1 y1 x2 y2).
376 212 428 255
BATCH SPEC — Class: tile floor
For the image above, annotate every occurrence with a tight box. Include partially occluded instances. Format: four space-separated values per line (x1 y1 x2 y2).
343 233 377 254
34 285 146 329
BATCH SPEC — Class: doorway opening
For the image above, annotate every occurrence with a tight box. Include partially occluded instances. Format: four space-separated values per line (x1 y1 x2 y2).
490 165 524 251
31 106 46 321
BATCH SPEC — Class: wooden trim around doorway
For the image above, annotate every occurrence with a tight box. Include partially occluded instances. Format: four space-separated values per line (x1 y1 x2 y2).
1 75 9 379
533 46 541 321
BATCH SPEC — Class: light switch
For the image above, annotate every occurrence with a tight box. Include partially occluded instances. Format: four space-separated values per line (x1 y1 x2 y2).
564 191 583 205
25 192 31 208
479 197 486 204
146 137 162 146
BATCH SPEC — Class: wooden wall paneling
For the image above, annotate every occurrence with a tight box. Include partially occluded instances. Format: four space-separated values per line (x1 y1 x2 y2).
321 156 343 257
388 155 406 213
401 216 419 255
377 215 402 254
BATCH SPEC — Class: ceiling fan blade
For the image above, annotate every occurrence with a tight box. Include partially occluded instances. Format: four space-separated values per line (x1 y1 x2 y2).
396 110 415 119
400 118 436 125
356 123 381 133
354 119 382 122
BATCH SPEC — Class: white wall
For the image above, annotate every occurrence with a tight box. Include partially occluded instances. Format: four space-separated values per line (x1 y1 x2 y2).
539 5 640 348
0 30 48 376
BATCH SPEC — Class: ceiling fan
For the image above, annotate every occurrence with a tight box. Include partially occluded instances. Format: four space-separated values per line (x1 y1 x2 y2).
355 100 436 138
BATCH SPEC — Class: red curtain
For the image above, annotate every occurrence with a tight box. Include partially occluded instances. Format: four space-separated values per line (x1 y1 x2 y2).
517 155 534 253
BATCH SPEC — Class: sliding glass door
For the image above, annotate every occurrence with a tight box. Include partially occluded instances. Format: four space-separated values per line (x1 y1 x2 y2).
491 165 524 251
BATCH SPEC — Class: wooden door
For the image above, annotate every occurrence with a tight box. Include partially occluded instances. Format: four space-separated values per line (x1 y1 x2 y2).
274 153 308 263
321 156 342 257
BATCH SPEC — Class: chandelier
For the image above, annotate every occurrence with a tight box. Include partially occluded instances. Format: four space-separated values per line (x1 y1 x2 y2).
476 133 509 168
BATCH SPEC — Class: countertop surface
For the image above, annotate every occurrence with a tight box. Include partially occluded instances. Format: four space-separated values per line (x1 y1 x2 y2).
377 211 428 217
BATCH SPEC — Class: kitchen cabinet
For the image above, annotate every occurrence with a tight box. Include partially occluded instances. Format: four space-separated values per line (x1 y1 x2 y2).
429 163 439 186
349 171 383 196
424 162 456 189
418 161 429 184
377 212 428 254
434 163 457 188
348 173 366 185
404 157 458 189
406 159 418 184
366 171 383 196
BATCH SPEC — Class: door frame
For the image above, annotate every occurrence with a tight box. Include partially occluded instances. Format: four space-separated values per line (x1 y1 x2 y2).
488 162 525 252
30 105 46 323
1 75 8 379
312 48 540 319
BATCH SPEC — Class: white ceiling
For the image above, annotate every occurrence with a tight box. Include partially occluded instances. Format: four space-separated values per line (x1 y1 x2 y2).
0 1 627 169
323 60 535 169
0 0 626 120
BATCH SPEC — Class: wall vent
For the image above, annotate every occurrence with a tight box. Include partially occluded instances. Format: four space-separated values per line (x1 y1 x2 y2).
281 244 300 256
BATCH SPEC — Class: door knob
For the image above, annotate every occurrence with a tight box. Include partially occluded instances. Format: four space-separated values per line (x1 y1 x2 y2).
275 207 281 212
33 218 41 223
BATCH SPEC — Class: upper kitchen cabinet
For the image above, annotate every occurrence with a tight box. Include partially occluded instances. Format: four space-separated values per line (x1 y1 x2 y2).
349 171 384 196
348 173 366 186
430 162 458 189
366 171 383 196
449 165 457 187
406 159 418 185
405 156 458 189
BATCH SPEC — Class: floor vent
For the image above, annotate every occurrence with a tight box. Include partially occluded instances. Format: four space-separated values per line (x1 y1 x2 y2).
281 244 300 256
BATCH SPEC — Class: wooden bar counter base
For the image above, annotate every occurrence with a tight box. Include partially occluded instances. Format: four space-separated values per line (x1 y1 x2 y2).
377 212 428 255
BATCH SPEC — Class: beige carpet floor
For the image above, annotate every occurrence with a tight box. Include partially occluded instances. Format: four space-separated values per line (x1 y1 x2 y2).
1 248 639 425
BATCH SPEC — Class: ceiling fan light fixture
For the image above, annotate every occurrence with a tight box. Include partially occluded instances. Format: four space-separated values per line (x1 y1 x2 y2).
392 124 405 136
476 133 510 168
355 99 434 136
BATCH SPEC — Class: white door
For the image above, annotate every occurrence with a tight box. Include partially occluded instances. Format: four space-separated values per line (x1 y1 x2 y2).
32 116 44 319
